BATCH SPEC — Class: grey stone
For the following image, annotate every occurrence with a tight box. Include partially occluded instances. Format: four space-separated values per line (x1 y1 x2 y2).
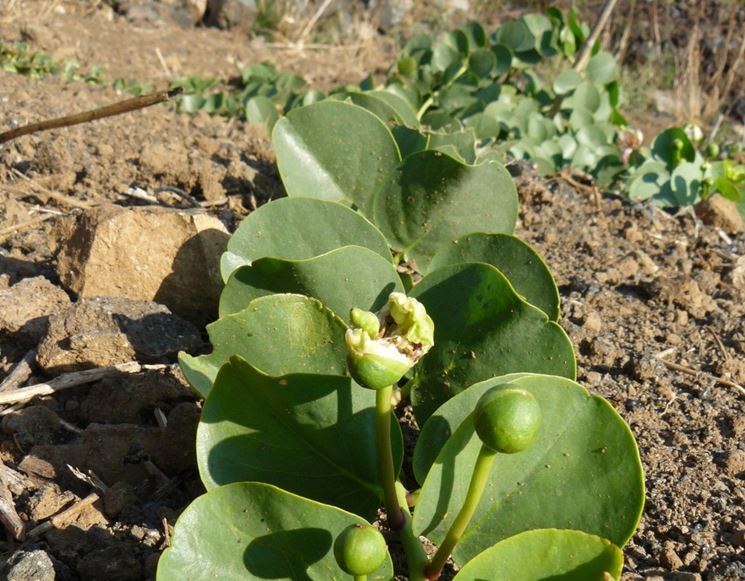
7 550 56 581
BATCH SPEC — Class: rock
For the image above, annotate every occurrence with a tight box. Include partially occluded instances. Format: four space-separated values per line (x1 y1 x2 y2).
661 543 684 570
731 529 745 547
103 481 138 518
582 311 602 333
151 402 200 473
2 406 63 447
80 372 195 424
32 423 160 486
77 543 142 581
669 573 702 581
694 196 744 234
721 449 745 477
0 276 71 345
36 296 202 373
205 0 257 31
27 484 76 521
54 204 229 326
6 550 56 581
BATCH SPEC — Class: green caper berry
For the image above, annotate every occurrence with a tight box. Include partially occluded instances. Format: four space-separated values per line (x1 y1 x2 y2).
334 524 388 576
473 387 542 454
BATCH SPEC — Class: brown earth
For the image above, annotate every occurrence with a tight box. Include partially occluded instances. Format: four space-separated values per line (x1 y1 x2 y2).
1 4 744 581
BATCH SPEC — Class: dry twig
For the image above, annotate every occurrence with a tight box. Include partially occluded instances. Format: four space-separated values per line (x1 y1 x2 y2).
0 362 167 406
573 0 620 71
0 350 36 392
658 359 745 397
27 492 101 538
0 87 182 145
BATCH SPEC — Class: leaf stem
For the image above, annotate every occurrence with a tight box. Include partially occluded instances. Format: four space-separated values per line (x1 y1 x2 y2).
415 63 468 121
395 482 429 581
376 386 404 530
424 444 497 579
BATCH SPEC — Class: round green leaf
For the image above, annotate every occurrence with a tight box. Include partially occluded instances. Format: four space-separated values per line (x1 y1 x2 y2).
372 152 517 272
408 263 576 423
368 90 419 127
158 482 393 581
490 44 513 76
585 51 618 85
428 233 560 320
220 198 391 282
197 357 403 518
651 127 696 170
468 48 497 78
462 113 499 141
576 125 609 148
273 101 401 214
463 21 487 49
427 130 477 164
179 294 349 397
452 529 623 580
553 69 583 95
244 95 278 128
343 92 409 128
412 373 644 564
627 161 669 201
569 82 601 112
496 20 534 52
220 246 404 321
569 107 594 130
391 126 429 159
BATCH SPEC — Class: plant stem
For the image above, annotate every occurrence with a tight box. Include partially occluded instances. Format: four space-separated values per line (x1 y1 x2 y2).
424 444 497 579
395 482 428 581
415 64 468 121
353 576 366 581
376 386 404 530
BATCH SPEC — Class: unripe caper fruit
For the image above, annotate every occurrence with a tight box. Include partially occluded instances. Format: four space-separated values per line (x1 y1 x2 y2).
473 387 542 454
333 524 388 576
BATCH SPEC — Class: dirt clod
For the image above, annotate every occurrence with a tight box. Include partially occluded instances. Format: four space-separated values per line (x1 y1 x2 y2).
36 296 202 373
55 205 229 327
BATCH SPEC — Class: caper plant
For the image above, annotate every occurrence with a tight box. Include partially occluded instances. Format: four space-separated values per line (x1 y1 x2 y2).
157 100 644 580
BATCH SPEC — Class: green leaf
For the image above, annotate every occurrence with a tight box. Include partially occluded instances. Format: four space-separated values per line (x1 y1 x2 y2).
576 125 609 148
408 264 576 423
220 198 391 282
427 130 477 163
496 20 533 53
197 357 403 518
467 48 497 78
220 246 404 321
553 69 583 95
273 101 401 214
391 126 429 159
428 233 560 320
627 161 669 201
651 127 696 170
343 92 410 128
244 96 278 128
368 90 419 127
567 82 601 112
412 373 644 564
158 482 393 581
452 529 623 580
462 113 499 141
490 44 513 76
179 294 349 397
569 107 594 130
585 51 618 85
463 21 487 49
714 177 743 202
372 153 517 271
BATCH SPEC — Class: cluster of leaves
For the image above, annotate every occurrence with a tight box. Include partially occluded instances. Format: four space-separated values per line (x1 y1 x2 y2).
0 39 105 83
169 7 745 218
158 100 645 580
627 126 745 213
